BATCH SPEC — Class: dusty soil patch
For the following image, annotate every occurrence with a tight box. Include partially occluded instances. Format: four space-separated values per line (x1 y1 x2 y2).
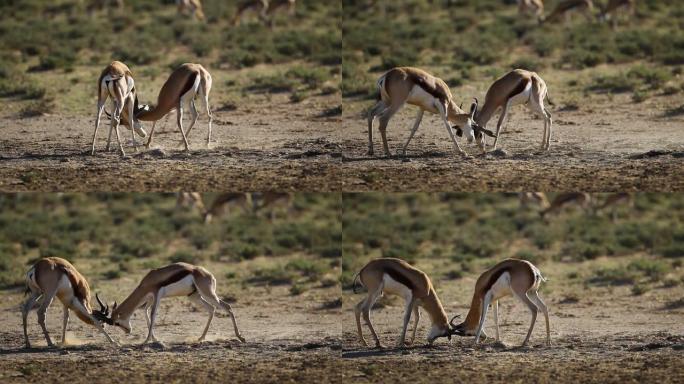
340 263 684 383
0 284 342 384
0 94 342 191
341 94 684 191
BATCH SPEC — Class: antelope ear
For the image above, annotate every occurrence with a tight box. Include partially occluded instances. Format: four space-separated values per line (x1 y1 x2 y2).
113 301 118 310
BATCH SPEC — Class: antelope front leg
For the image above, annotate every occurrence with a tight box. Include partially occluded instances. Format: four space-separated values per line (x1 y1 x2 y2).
436 102 468 157
397 296 415 348
400 109 423 157
91 101 106 155
144 293 161 344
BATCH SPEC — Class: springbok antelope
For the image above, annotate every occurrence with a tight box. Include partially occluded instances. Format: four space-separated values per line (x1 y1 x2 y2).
518 0 544 21
599 0 635 27
177 0 205 20
451 259 550 347
92 61 147 156
135 63 213 151
519 192 550 210
367 67 495 157
473 69 553 152
352 258 454 348
22 257 117 348
596 192 633 220
94 263 245 344
540 192 592 218
203 193 251 223
176 192 206 213
542 0 595 23
231 0 296 26
231 0 268 25
252 192 294 220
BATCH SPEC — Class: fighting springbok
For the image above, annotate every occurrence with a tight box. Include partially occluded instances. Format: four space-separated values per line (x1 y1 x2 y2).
352 258 454 348
134 63 213 151
22 257 117 348
473 69 553 152
92 61 148 156
367 67 495 157
94 263 245 344
542 0 595 23
540 192 592 218
451 259 550 346
176 0 205 20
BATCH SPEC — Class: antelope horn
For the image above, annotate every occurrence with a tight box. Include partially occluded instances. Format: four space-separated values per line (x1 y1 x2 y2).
449 314 461 328
96 293 109 315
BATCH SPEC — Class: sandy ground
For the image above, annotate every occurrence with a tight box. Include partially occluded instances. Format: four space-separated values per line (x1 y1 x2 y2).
0 94 342 192
0 284 342 383
340 265 684 383
342 93 684 191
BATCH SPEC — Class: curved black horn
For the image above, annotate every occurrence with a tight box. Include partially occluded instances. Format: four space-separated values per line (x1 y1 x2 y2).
96 293 109 315
449 314 461 328
470 98 478 117
104 109 112 119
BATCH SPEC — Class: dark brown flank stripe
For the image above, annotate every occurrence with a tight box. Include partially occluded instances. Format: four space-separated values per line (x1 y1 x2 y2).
408 73 449 104
482 267 510 294
507 79 530 101
59 266 87 303
385 266 415 290
180 73 199 97
157 269 192 289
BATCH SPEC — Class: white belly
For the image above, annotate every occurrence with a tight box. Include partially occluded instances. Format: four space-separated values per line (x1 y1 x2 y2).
407 85 439 114
508 81 532 106
159 275 195 298
489 272 513 301
382 273 412 300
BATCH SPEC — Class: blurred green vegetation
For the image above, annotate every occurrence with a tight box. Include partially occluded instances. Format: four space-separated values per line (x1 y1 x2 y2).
342 0 684 103
0 0 340 115
341 193 684 293
0 193 341 293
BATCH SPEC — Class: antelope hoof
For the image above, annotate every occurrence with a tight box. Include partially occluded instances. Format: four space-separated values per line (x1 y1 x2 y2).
237 335 246 343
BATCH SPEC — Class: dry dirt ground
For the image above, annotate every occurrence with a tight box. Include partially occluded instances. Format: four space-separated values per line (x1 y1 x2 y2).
0 94 342 192
0 284 343 383
340 263 684 383
342 93 684 191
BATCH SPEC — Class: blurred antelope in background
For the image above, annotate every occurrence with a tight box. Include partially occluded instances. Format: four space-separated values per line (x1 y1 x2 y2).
519 192 550 210
203 193 251 223
599 0 636 27
176 0 205 20
232 0 296 26
542 0 595 23
518 0 544 22
252 192 294 220
176 192 206 214
94 263 245 344
596 192 634 221
451 259 550 347
352 258 454 348
540 192 592 218
22 257 117 348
